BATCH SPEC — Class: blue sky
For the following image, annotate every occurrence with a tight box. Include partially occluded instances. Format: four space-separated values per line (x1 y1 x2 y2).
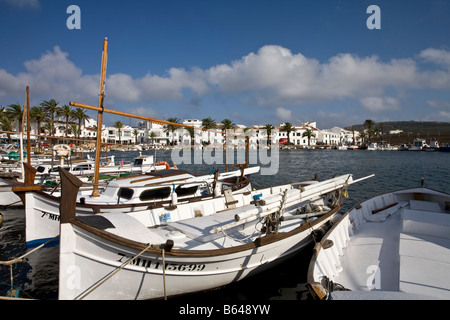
1 0 450 129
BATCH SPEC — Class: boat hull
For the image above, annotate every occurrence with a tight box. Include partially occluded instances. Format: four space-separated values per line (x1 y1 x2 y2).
307 187 450 300
59 206 339 300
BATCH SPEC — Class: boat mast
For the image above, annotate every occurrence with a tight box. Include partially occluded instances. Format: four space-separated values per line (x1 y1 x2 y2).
26 86 31 165
91 37 108 197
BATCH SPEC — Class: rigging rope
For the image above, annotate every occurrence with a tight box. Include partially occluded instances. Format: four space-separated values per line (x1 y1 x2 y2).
78 243 153 300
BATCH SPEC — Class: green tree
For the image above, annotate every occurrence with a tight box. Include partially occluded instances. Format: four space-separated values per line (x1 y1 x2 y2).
364 119 375 143
201 117 216 144
302 128 316 146
264 124 274 146
281 122 294 145
113 120 124 145
0 109 14 143
6 103 23 132
30 106 48 151
149 131 157 146
164 117 180 146
58 104 73 138
220 118 234 130
185 127 201 146
133 129 139 144
40 99 60 136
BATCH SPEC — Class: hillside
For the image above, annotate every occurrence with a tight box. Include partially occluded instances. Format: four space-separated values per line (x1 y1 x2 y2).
345 121 450 145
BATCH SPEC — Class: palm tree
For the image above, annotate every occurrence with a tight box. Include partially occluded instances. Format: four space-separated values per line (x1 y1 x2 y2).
220 118 234 131
201 117 216 145
302 128 316 146
364 119 375 143
71 107 90 143
113 121 124 145
6 103 23 131
149 131 157 146
70 123 79 142
264 124 274 146
0 112 14 143
164 117 180 146
281 122 294 145
185 127 200 146
30 106 48 152
40 99 60 138
58 105 73 138
133 129 139 144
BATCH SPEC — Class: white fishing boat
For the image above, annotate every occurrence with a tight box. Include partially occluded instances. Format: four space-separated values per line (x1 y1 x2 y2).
0 149 165 207
57 168 371 300
367 143 378 151
19 162 260 247
409 138 428 151
307 184 450 300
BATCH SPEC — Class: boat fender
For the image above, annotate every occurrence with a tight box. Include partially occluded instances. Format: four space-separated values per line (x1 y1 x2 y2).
156 161 170 170
213 182 221 197
171 183 178 205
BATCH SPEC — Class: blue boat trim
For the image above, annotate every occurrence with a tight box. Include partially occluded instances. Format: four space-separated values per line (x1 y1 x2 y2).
26 237 60 249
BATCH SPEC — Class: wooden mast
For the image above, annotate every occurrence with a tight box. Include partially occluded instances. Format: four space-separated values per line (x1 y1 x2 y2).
91 37 108 197
70 38 251 181
26 86 31 164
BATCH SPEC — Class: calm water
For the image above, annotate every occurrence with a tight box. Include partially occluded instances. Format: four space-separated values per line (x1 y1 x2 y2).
1 149 449 300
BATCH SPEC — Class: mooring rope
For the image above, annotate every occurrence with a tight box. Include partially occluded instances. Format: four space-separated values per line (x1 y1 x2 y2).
0 235 59 299
78 243 153 300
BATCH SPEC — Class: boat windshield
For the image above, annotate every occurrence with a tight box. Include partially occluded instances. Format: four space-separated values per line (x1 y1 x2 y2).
117 187 134 200
139 187 171 201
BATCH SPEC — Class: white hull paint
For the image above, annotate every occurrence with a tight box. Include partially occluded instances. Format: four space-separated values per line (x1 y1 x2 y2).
58 172 366 300
23 166 260 246
59 220 319 300
307 187 450 300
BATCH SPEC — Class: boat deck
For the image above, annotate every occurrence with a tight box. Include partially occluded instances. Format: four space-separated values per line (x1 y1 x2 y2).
331 198 450 300
78 196 317 252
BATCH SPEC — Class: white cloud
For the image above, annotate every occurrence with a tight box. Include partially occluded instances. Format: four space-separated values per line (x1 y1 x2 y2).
427 100 450 109
275 107 292 121
1 44 450 121
419 48 450 69
359 97 401 112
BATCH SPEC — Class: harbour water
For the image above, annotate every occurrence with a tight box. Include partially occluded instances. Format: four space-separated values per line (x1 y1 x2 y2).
1 148 449 300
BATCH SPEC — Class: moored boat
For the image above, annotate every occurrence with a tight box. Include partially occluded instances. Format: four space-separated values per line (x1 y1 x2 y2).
57 168 371 300
409 138 428 151
20 162 260 247
307 184 450 300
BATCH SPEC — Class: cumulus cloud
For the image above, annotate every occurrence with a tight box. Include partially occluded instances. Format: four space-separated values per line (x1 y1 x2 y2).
1 44 450 120
275 107 292 121
206 45 426 105
419 48 450 69
0 46 98 103
360 97 401 112
427 100 450 109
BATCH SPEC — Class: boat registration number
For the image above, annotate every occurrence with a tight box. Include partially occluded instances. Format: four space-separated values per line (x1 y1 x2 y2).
117 252 206 272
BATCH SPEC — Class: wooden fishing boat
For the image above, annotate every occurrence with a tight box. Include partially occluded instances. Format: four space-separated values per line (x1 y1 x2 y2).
21 162 260 247
57 168 371 300
307 184 450 300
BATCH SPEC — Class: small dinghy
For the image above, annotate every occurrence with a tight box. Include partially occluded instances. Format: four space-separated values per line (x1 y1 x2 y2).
307 183 450 300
